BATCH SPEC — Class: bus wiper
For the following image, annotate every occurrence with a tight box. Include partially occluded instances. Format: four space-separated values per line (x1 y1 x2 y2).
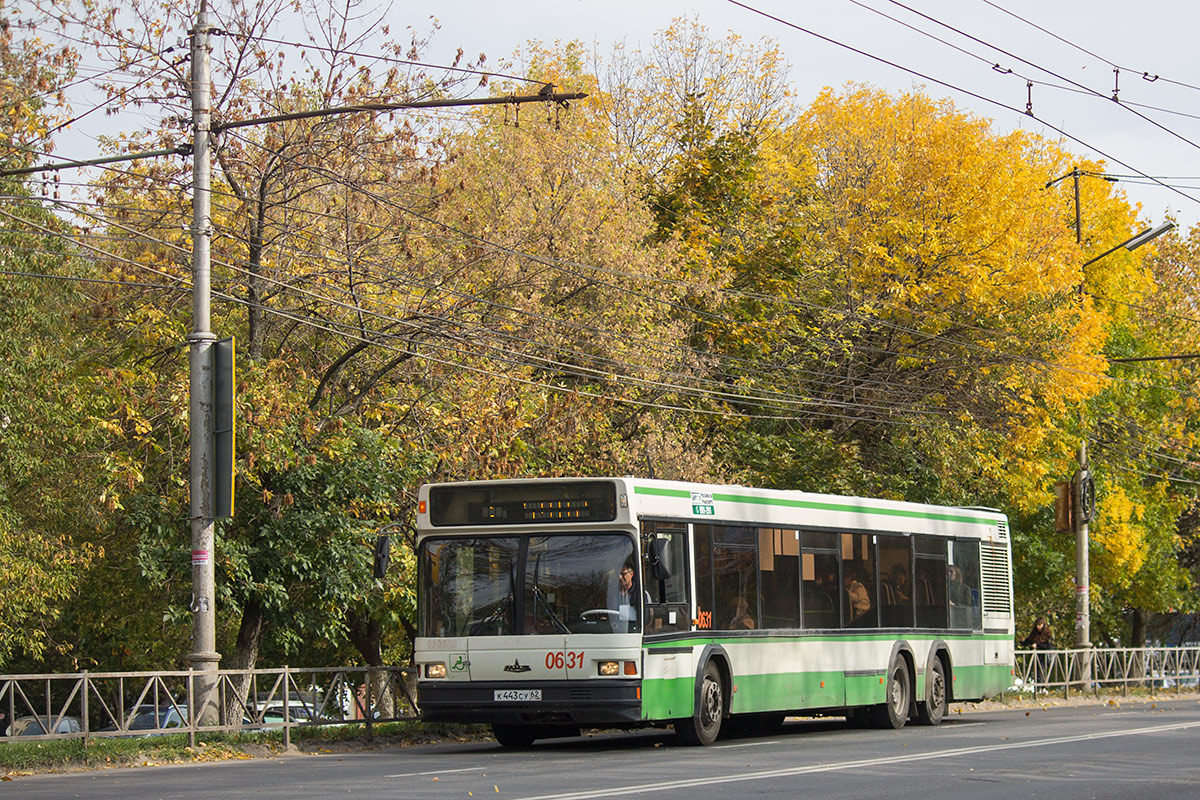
469 594 512 636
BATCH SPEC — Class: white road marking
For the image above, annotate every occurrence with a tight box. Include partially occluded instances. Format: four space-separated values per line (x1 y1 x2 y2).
383 766 489 778
715 740 781 749
507 720 1200 800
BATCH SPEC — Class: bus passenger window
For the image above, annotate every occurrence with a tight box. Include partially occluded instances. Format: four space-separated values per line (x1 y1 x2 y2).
714 525 758 631
949 540 982 629
759 528 799 629
801 551 838 629
877 536 913 628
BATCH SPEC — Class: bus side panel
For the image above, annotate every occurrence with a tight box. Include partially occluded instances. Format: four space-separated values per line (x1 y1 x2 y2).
943 635 1011 701
642 648 700 720
845 670 885 706
733 669 842 713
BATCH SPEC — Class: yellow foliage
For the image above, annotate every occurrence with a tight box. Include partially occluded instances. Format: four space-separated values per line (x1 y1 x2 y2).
1091 483 1147 589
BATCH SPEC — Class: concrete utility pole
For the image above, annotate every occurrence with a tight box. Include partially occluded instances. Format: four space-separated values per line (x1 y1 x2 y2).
188 0 220 722
1074 443 1090 649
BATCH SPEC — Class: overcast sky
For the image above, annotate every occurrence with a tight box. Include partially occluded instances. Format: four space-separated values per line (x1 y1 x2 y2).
413 0 1200 232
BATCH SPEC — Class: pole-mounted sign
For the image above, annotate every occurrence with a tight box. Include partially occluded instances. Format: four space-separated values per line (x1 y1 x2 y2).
213 336 235 519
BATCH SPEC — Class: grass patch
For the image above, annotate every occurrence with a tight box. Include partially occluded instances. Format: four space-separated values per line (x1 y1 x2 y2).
0 721 490 776
286 719 486 744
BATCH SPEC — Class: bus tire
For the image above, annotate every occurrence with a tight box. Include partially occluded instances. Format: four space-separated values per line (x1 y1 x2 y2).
870 658 910 729
675 661 724 745
916 656 948 726
491 723 537 749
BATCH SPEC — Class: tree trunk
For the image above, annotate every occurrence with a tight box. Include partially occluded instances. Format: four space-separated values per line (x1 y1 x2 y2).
1131 608 1148 649
346 608 395 717
223 593 266 725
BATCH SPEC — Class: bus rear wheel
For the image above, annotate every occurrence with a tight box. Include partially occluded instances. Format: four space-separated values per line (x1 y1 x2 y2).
916 657 948 726
675 661 724 745
870 658 910 729
491 723 537 749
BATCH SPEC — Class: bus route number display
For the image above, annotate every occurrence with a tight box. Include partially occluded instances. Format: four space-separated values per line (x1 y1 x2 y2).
430 481 618 525
691 491 715 516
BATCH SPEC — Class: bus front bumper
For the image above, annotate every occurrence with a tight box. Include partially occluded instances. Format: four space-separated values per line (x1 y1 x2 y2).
418 680 642 725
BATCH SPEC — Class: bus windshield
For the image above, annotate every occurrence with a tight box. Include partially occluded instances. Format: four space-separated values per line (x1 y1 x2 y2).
420 533 639 637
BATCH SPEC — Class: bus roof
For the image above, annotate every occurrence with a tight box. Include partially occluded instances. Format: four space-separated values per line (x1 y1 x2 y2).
417 477 1009 541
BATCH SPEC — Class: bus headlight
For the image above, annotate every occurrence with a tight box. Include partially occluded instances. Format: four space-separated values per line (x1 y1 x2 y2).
598 661 619 676
425 662 447 679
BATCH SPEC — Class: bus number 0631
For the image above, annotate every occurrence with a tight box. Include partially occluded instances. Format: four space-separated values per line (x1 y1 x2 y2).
546 651 584 670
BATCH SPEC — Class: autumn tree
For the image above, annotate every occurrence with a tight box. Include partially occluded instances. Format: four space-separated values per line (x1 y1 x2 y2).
1082 223 1200 645
33 0 487 674
0 0 123 667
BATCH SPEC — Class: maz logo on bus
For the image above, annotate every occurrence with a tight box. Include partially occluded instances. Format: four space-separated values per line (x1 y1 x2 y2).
546 651 585 670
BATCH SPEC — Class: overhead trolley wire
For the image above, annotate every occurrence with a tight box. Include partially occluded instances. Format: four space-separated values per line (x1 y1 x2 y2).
977 0 1200 94
877 0 1200 157
724 0 1200 210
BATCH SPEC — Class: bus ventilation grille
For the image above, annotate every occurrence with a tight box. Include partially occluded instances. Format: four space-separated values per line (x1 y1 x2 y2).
996 521 1009 540
570 687 594 701
980 542 1012 616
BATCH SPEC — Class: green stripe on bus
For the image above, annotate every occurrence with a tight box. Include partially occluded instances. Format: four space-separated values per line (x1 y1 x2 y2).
632 485 996 526
640 663 1013 720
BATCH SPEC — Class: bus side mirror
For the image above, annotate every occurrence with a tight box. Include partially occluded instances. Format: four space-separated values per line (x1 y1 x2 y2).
373 534 390 579
648 538 672 581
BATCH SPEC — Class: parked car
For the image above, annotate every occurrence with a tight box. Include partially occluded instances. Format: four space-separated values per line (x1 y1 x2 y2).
96 703 188 735
9 715 83 736
97 703 255 735
261 701 327 724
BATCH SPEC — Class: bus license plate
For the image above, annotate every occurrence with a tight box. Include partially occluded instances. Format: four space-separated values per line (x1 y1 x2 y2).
494 689 541 702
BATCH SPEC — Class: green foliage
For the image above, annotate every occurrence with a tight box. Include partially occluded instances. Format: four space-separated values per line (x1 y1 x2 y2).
0 186 111 666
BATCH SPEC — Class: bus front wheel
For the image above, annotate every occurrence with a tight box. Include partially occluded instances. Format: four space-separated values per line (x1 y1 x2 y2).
870 658 910 729
675 661 724 745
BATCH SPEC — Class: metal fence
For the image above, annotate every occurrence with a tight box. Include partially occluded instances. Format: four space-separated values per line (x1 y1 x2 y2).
1013 646 1200 698
0 665 418 749
6 648 1198 747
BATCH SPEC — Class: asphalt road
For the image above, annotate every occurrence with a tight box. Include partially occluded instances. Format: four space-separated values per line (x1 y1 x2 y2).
6 698 1200 800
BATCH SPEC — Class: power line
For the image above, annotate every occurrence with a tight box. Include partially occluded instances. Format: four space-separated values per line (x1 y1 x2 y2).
724 0 1200 210
977 0 1200 95
878 0 1200 155
223 30 538 88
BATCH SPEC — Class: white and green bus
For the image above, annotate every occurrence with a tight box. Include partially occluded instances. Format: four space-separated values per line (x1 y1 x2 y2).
414 477 1014 747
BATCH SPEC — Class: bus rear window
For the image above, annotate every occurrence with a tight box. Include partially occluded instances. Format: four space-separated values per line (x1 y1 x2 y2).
429 481 618 526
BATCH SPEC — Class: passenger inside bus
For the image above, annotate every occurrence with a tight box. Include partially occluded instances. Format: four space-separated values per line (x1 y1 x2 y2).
890 563 911 603
948 565 971 606
843 568 871 620
727 596 755 630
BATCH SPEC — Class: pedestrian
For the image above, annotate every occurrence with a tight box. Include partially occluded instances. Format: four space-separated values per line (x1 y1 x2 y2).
1021 616 1055 691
